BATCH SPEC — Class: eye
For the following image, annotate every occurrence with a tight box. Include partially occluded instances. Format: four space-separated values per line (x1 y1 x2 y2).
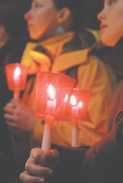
34 3 42 8
32 0 42 8
108 0 117 5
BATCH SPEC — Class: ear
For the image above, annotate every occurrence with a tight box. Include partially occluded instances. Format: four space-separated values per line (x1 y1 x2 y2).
57 7 71 24
0 25 5 38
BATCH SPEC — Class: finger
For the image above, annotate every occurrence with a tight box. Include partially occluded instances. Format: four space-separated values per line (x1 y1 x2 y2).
30 148 45 165
6 121 18 128
30 148 59 169
10 98 20 106
20 171 44 183
25 159 53 177
4 107 15 114
4 103 16 112
4 113 17 121
44 149 59 169
30 148 53 167
45 149 59 163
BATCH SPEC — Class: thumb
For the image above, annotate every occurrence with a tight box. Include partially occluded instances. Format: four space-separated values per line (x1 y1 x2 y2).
44 149 59 165
10 98 21 107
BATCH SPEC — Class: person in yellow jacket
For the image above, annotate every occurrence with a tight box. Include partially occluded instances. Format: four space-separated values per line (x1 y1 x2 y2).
4 0 117 151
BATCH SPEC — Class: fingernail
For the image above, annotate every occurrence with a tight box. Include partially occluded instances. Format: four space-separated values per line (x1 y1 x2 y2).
38 178 44 182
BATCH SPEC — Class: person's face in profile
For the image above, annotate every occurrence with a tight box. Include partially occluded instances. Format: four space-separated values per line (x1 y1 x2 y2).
24 0 60 41
97 0 123 47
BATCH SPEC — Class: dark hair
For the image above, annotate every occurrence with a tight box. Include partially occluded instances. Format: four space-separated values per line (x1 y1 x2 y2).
53 0 86 31
0 4 27 40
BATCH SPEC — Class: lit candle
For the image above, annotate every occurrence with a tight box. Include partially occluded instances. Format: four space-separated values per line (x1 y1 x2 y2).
13 67 21 99
42 84 56 151
65 89 91 147
5 63 27 100
35 71 76 152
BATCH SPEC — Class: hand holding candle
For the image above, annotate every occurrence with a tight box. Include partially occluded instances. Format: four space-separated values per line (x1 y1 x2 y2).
5 63 27 99
35 71 75 152
65 88 91 147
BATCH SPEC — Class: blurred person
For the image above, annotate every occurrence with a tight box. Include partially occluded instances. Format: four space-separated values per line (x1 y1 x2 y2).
0 4 29 183
20 0 123 183
4 0 116 154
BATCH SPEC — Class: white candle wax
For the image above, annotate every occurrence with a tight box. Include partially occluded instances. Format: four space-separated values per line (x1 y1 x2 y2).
46 100 56 115
72 119 78 147
41 115 54 152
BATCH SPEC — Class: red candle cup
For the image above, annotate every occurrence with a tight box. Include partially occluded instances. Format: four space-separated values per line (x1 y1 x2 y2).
5 63 27 99
65 88 91 147
35 71 75 151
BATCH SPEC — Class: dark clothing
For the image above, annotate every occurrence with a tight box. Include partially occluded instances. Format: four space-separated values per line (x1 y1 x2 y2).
49 144 89 183
47 122 123 183
0 38 27 183
83 121 123 183
82 37 123 183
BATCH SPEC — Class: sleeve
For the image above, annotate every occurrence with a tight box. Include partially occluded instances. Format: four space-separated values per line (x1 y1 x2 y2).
83 121 123 183
32 55 117 147
47 144 89 183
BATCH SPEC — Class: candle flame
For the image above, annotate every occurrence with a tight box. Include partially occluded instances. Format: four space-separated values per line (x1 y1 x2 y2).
48 84 55 100
70 95 77 106
14 67 21 80
77 101 83 108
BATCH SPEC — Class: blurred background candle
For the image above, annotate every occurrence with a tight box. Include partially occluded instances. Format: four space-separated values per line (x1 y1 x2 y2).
35 71 75 152
5 63 27 99
65 88 91 147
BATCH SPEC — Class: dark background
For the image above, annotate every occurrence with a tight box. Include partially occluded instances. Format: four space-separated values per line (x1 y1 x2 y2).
0 0 104 29
0 0 31 13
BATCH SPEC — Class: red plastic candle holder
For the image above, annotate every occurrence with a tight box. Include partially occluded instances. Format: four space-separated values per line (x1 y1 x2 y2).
35 71 75 151
65 88 91 121
5 63 27 98
65 88 91 147
35 71 75 121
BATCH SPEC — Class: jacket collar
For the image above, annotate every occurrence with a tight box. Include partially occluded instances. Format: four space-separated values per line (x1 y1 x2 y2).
21 29 100 73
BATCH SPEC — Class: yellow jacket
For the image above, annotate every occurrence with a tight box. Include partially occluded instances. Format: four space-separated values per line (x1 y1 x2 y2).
21 30 117 147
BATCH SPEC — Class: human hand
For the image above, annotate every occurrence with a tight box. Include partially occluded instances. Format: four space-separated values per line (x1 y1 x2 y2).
4 98 37 132
20 148 59 183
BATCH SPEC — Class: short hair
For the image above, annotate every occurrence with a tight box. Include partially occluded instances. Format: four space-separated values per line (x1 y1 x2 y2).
53 0 87 31
0 4 27 40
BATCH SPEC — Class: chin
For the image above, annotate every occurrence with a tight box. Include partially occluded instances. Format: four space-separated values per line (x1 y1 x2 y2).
102 37 116 47
29 32 40 40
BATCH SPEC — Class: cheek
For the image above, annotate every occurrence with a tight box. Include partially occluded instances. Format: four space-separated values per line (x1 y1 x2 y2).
114 13 123 37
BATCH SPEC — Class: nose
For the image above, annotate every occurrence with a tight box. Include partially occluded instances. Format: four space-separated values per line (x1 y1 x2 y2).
97 9 105 21
24 9 32 21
